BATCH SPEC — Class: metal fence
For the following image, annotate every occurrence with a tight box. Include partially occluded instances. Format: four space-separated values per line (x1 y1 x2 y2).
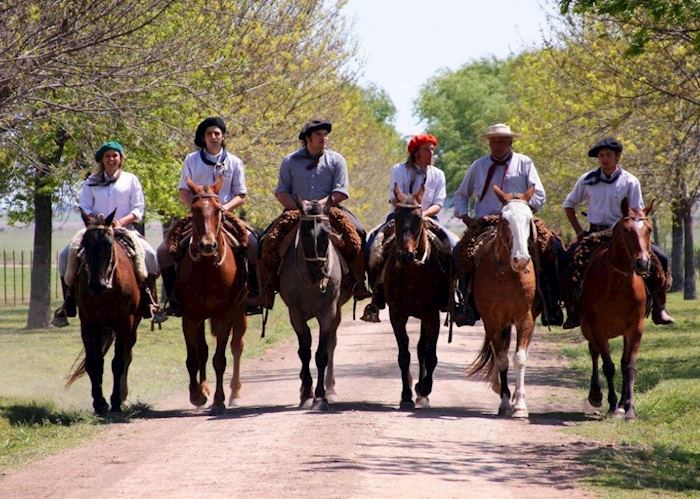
1 250 60 306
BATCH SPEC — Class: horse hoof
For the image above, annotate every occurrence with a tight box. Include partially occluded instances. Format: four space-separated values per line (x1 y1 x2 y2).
512 408 529 418
588 393 603 408
624 411 636 422
497 406 512 417
325 392 338 404
415 396 430 409
190 392 208 407
300 398 314 409
210 404 225 416
109 405 122 414
399 399 415 410
228 397 243 408
311 398 329 411
609 408 625 418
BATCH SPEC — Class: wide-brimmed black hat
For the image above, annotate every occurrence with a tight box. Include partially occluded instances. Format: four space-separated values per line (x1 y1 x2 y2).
298 119 332 140
588 137 623 157
194 117 227 148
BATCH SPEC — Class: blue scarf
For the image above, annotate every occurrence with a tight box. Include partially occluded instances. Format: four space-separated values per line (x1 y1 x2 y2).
583 167 621 185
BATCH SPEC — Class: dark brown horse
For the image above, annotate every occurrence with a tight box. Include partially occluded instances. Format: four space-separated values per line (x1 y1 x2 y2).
176 177 247 414
580 198 654 420
384 184 449 408
467 185 538 418
66 209 141 414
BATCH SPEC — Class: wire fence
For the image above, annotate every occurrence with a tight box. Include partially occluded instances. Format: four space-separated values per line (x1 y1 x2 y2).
1 250 60 306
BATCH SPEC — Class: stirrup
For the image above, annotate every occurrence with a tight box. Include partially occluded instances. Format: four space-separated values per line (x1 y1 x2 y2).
51 308 70 328
562 314 580 330
360 303 380 323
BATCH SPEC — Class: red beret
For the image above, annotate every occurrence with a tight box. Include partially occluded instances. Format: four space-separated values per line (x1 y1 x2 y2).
407 134 438 154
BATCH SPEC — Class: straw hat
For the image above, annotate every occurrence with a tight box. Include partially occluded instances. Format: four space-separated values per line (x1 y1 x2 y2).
479 123 520 139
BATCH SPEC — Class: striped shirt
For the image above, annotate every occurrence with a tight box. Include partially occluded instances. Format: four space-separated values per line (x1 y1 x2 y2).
388 162 446 212
79 171 144 223
178 149 247 203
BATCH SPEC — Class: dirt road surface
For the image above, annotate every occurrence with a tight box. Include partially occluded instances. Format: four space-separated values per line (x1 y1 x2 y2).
0 312 599 498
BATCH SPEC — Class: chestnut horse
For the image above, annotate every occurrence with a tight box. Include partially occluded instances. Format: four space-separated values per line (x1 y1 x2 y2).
467 185 539 418
66 209 141 414
580 198 654 420
278 197 353 411
176 177 247 414
384 184 449 408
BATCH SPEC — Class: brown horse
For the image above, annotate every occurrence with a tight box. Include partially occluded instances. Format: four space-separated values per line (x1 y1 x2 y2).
66 209 141 414
384 184 449 408
467 185 538 418
580 198 654 420
176 177 247 414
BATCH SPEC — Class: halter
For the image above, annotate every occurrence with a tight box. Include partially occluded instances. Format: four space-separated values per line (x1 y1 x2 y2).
188 191 227 267
607 215 651 277
296 213 333 292
394 202 430 266
81 224 118 289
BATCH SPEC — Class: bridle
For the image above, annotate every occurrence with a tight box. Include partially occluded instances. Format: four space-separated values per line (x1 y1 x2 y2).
394 201 430 266
188 191 227 267
608 215 651 277
296 213 333 292
81 223 118 289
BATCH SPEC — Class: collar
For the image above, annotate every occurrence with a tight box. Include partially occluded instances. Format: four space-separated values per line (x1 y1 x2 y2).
583 166 622 185
199 148 226 167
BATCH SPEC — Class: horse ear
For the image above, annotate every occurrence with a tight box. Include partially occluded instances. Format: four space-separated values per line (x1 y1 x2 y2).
186 176 198 193
211 175 224 195
393 182 403 203
104 209 117 227
79 208 91 227
413 183 425 205
522 184 536 203
645 198 655 217
621 197 630 216
493 184 509 204
294 195 305 212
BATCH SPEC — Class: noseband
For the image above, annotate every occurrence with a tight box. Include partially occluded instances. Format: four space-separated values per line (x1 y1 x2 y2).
189 191 226 267
81 224 117 289
394 202 430 266
608 215 651 277
296 213 333 292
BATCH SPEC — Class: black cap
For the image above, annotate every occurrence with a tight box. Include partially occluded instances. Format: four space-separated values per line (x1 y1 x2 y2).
298 119 332 140
588 137 623 157
195 117 226 148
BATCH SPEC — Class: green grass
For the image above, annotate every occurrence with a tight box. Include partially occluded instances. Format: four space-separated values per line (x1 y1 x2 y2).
555 291 700 497
0 300 296 472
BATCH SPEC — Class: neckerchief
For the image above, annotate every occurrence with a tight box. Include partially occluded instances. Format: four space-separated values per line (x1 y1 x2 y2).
583 167 622 185
200 148 227 174
86 169 121 187
304 148 324 170
479 152 513 200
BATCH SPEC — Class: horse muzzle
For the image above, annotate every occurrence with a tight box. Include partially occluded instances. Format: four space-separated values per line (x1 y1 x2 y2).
511 256 531 272
633 257 651 276
397 251 416 266
198 239 218 257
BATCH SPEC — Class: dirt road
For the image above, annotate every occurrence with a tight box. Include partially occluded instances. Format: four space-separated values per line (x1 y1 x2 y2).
0 312 599 498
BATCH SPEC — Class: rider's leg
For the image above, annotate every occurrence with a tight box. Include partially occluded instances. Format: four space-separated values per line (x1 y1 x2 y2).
51 245 75 328
648 244 674 325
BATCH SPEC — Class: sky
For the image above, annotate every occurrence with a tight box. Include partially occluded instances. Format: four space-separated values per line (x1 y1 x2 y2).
343 0 555 136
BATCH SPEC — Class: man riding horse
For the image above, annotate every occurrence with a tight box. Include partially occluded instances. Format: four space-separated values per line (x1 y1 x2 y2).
561 137 674 328
361 133 458 322
250 119 372 309
452 123 564 327
52 141 166 327
158 117 261 316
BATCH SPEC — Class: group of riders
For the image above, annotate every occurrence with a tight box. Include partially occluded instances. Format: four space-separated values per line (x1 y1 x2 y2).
51 117 675 330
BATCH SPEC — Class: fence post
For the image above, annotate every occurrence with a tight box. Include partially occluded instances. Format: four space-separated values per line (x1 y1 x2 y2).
21 250 24 304
3 249 5 305
55 250 59 299
12 250 16 307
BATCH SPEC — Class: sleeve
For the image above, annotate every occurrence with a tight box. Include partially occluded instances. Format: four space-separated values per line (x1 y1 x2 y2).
275 158 292 195
562 175 586 209
526 159 546 212
178 156 192 191
230 157 247 196
388 165 401 204
629 177 645 210
78 182 95 215
331 154 349 197
453 162 477 218
129 175 145 222
432 170 446 207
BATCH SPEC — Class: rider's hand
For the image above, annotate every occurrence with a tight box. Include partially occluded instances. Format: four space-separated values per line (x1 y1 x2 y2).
575 229 586 240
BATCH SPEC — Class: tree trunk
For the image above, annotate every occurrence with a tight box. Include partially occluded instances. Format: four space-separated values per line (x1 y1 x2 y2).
26 129 67 329
670 202 684 292
682 201 696 300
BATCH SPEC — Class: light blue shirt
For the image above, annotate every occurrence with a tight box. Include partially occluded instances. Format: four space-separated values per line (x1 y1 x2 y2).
275 147 349 201
179 149 247 204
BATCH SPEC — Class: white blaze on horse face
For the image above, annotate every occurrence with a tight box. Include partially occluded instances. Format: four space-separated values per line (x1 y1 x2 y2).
502 201 532 271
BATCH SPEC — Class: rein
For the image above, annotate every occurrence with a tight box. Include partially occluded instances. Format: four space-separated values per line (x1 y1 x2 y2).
188 192 227 267
296 214 333 292
394 203 430 266
81 225 118 289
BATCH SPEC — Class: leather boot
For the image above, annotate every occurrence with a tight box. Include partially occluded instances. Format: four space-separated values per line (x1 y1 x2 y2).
161 266 181 317
246 263 275 309
453 276 478 327
651 293 674 325
51 277 76 328
244 261 263 316
351 255 372 301
562 301 580 329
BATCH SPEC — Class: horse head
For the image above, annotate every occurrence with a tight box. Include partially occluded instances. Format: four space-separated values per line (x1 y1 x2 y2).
393 182 427 266
494 184 535 272
616 197 654 276
295 195 333 289
79 208 117 293
187 176 224 259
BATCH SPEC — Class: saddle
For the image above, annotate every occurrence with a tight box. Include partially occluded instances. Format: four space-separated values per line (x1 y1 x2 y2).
164 212 249 262
65 228 148 287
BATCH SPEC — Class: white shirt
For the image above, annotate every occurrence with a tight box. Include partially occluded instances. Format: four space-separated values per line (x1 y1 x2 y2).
179 149 247 203
563 166 644 226
79 171 144 222
453 152 546 218
388 162 446 212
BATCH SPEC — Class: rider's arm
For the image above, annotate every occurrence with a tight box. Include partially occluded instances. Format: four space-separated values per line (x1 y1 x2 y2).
454 163 476 224
565 207 586 239
276 192 298 210
525 159 546 212
423 204 441 218
223 158 248 212
563 175 586 239
223 194 246 212
179 188 193 208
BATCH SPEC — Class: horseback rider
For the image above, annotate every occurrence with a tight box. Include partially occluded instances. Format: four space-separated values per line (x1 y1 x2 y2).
561 137 674 328
360 133 459 322
52 141 167 327
249 119 372 309
452 123 564 326
158 116 262 316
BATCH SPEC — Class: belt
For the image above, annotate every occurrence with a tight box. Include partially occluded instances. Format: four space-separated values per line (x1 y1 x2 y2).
589 223 611 232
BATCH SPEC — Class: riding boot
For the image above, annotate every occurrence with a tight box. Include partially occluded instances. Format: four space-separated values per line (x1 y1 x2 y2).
244 261 263 316
51 277 76 328
650 288 674 325
360 284 383 323
351 254 372 301
540 270 564 327
246 262 275 309
142 274 168 324
161 265 181 317
453 276 478 327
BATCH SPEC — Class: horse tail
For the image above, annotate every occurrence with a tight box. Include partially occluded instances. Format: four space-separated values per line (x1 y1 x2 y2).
466 337 494 379
65 330 116 388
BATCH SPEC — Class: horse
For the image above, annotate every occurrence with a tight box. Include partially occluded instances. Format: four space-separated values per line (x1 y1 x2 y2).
466 185 539 418
383 184 450 409
580 198 654 420
278 196 353 411
176 177 248 414
66 209 142 414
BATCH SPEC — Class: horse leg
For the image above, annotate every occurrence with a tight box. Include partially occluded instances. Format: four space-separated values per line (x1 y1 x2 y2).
197 321 210 399
512 315 535 418
209 317 230 415
599 341 621 417
389 309 413 408
228 308 247 408
290 313 314 408
415 312 440 409
311 315 331 412
492 326 512 416
110 333 127 413
621 332 642 421
587 341 603 408
324 310 341 404
183 317 208 407
82 326 108 415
